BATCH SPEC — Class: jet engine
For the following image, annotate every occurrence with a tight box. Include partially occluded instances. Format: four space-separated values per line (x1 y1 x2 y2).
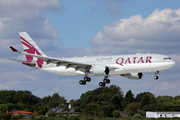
122 73 143 79
90 66 110 76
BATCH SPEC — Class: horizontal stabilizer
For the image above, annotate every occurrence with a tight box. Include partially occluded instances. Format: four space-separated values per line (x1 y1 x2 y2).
5 58 36 66
10 46 19 52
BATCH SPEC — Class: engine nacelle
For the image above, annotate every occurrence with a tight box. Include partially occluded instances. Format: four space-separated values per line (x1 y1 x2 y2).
122 73 143 79
90 66 110 76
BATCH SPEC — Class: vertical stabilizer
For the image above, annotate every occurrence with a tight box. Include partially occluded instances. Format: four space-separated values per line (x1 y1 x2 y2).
19 32 46 68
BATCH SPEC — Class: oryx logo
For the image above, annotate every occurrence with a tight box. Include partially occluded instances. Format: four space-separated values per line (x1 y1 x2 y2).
20 36 44 68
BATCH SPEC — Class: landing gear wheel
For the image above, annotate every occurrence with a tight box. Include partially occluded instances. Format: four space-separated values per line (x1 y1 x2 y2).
87 77 91 82
99 82 105 87
84 77 91 82
79 80 86 85
84 77 88 81
154 76 159 80
79 80 84 85
106 79 110 84
103 79 110 84
83 80 86 85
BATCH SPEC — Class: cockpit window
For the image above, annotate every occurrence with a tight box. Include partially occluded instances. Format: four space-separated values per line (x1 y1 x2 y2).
164 57 171 60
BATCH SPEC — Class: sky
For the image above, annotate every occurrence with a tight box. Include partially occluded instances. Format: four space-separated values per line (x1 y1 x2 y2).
0 0 180 101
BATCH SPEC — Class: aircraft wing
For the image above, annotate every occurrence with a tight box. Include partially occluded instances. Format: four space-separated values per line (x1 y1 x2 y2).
9 46 92 71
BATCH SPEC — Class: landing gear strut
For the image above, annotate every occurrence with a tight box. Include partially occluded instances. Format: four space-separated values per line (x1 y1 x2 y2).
99 76 110 87
154 71 159 80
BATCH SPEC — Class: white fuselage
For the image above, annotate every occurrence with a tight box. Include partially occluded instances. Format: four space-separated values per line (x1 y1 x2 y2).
37 53 175 76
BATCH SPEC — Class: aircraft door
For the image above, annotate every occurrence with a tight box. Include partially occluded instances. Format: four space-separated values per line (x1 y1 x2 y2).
148 55 157 70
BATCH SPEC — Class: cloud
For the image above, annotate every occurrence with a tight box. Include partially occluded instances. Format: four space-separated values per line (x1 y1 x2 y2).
90 1 124 17
107 3 122 17
89 0 132 2
0 0 67 99
0 0 63 57
91 9 180 55
0 0 63 12
1 5 180 101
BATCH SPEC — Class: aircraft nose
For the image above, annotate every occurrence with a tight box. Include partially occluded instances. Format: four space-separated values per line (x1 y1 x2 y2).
169 60 175 67
171 60 175 66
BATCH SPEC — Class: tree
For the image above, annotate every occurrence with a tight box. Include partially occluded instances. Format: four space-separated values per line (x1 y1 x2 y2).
140 92 157 111
71 99 81 109
123 90 135 108
83 103 100 116
174 95 180 100
156 96 173 104
100 104 116 117
58 103 67 108
0 104 8 113
38 106 49 115
109 95 123 111
113 110 121 118
126 102 140 116
135 92 147 102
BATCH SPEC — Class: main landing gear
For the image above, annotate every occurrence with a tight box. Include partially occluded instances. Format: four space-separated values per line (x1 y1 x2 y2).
79 76 91 85
99 76 110 87
154 71 159 80
79 75 111 87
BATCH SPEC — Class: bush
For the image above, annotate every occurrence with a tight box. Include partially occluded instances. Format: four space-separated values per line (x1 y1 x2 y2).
0 113 12 120
31 114 35 119
38 106 49 115
18 112 23 119
127 110 134 116
48 112 56 117
132 114 143 119
55 118 66 120
112 110 121 118
58 113 67 120
34 115 47 120
68 114 79 120
47 117 54 120
121 116 132 120
11 114 19 120
46 117 66 120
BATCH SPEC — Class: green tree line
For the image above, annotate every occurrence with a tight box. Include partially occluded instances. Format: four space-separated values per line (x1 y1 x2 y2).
1 86 180 118
0 90 67 114
70 85 180 117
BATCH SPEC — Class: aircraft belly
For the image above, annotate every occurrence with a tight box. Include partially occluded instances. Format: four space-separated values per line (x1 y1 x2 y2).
40 67 84 75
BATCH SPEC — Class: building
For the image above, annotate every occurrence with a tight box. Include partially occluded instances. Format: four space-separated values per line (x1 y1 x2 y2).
12 110 33 119
46 107 82 117
69 108 82 116
46 107 68 116
146 112 180 118
67 102 71 109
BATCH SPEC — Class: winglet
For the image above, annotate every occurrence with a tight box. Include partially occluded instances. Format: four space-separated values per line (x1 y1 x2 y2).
10 46 18 52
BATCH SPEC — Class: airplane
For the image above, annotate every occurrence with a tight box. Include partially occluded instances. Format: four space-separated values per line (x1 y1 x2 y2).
7 32 175 87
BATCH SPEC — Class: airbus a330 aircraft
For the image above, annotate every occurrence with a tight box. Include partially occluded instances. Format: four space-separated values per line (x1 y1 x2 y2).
7 32 175 87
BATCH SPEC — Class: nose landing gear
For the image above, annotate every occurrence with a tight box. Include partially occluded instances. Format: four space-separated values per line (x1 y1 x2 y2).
154 71 159 80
